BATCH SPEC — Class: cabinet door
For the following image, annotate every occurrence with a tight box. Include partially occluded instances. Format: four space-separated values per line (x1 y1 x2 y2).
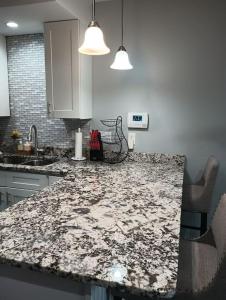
6 188 36 208
0 171 7 186
0 35 10 117
44 20 79 119
0 187 7 211
7 172 48 191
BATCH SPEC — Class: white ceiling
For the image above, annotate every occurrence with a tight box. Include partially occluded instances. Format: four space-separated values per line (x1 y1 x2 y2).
0 0 81 36
0 0 110 5
0 0 112 36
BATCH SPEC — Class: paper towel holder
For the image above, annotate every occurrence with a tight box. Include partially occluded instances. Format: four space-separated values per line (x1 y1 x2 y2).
71 128 86 161
71 156 86 161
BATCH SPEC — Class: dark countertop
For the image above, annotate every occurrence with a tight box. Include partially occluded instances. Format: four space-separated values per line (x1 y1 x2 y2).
0 153 185 298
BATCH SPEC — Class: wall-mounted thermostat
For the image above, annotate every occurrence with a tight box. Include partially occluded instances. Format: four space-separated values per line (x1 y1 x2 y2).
127 112 149 129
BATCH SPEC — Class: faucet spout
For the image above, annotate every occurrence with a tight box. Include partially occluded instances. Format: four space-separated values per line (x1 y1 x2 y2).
28 125 38 156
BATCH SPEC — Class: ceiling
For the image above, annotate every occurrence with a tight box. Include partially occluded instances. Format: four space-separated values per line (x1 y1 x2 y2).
0 1 76 35
0 0 110 5
0 0 112 36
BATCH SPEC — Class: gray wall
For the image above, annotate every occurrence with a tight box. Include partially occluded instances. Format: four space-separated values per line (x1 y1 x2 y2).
0 34 89 148
93 0 226 216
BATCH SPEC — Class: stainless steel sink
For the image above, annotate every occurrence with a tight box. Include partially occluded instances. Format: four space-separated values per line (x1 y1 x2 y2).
0 156 58 166
0 156 29 164
22 158 58 166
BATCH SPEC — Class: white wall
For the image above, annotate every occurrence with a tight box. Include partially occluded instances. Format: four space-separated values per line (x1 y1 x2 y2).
57 0 91 24
93 0 226 217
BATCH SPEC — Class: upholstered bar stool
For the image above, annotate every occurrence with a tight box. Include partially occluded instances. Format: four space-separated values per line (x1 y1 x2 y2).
182 156 219 235
176 194 226 300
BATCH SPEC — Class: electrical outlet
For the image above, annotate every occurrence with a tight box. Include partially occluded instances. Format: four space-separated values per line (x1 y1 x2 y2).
128 132 136 150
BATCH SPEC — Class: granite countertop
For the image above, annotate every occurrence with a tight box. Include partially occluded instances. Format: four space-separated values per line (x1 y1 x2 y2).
0 153 185 298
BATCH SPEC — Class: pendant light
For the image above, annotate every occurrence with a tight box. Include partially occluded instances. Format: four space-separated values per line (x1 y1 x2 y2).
111 0 133 70
79 0 110 55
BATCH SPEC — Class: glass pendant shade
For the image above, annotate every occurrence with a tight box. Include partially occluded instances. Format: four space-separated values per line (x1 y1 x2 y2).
79 21 110 55
110 46 133 70
110 0 133 70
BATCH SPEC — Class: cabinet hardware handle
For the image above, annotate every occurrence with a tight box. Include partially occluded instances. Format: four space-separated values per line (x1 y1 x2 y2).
6 192 9 206
47 103 51 113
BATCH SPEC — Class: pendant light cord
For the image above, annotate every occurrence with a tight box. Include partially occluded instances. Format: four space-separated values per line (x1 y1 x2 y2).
121 0 124 46
92 0 96 21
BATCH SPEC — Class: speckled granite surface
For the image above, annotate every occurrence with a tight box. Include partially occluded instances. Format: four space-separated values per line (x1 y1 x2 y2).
0 153 185 298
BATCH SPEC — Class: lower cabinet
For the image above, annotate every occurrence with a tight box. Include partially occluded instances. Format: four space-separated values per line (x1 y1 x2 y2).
7 172 49 191
0 171 62 211
0 187 7 211
6 188 36 207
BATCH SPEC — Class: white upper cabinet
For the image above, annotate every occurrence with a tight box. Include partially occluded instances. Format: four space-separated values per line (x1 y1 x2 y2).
44 20 92 119
0 35 10 117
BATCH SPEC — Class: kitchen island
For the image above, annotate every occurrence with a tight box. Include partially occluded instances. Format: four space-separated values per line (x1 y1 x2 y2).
0 153 185 299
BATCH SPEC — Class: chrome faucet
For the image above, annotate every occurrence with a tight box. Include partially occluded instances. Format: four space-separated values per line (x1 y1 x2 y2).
28 125 38 156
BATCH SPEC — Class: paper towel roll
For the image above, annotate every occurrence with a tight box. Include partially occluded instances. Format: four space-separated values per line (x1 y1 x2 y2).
75 128 82 159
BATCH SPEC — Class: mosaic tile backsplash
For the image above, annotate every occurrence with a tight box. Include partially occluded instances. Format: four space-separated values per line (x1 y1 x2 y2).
0 34 90 149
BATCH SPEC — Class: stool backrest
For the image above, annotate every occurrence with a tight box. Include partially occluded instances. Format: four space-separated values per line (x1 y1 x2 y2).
211 194 226 260
203 156 219 198
206 195 226 298
177 195 226 297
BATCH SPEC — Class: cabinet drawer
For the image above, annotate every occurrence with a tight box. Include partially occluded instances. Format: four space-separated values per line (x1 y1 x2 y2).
6 188 36 208
7 172 48 191
0 171 7 187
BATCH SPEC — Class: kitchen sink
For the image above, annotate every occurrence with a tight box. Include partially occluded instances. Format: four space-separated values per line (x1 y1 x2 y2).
22 158 58 166
0 156 58 166
0 156 29 164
